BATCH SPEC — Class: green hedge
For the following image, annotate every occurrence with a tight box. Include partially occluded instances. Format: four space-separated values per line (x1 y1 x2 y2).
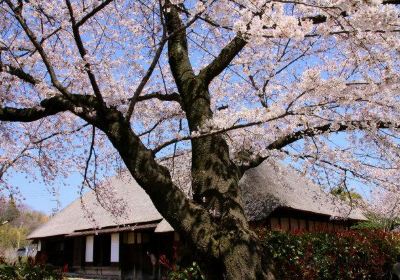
263 230 400 280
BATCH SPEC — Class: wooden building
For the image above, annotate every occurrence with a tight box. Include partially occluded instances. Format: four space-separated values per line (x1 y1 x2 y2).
240 160 366 233
28 161 365 279
28 173 178 280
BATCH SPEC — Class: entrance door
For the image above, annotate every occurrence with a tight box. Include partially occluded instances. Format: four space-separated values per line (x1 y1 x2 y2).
120 231 154 280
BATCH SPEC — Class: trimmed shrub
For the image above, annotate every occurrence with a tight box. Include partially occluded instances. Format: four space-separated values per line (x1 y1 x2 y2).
263 230 400 280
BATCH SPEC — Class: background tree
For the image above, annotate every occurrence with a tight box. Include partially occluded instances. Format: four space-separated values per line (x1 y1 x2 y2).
330 186 363 206
355 189 400 231
1 0 400 279
0 197 47 261
0 195 20 225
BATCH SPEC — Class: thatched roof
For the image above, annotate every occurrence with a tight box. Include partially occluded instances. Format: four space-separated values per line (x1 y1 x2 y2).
28 161 365 239
240 160 366 221
28 173 173 239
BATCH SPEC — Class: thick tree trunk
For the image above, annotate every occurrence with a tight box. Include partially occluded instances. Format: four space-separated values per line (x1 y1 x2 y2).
163 4 274 278
94 109 274 279
198 228 274 280
219 235 271 279
92 3 276 279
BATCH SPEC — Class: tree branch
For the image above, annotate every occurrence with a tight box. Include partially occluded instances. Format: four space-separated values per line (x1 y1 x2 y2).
93 110 220 257
240 120 400 173
303 0 400 24
0 64 39 85
1 93 218 256
125 0 167 120
197 0 399 85
76 0 114 28
0 94 100 123
198 35 246 85
33 123 90 144
137 113 180 137
4 0 69 96
0 96 71 122
383 0 400 3
267 120 400 151
136 91 181 103
82 125 96 189
164 2 195 88
65 0 105 105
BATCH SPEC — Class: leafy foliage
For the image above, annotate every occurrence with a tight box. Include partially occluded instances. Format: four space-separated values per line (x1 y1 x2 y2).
0 258 62 280
352 213 400 231
166 262 205 280
330 187 363 204
263 230 400 280
0 225 29 250
159 246 205 280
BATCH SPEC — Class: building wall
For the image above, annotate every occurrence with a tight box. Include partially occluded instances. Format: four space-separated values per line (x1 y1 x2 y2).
35 230 177 280
35 236 74 267
250 207 358 237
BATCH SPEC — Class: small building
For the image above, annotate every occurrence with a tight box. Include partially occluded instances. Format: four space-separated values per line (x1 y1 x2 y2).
28 161 365 279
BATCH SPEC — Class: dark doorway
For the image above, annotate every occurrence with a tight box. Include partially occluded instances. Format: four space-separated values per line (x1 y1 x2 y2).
93 234 111 266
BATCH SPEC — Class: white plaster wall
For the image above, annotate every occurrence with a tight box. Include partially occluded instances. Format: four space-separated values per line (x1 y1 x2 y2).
85 235 94 262
110 233 119 263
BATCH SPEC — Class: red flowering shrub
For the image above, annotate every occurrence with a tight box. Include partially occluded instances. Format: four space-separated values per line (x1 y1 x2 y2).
263 230 400 280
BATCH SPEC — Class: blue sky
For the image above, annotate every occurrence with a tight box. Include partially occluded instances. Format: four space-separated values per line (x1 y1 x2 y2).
9 171 84 214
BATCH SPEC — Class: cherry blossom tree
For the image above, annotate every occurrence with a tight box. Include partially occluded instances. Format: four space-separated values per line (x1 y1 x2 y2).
1 0 400 278
364 189 400 230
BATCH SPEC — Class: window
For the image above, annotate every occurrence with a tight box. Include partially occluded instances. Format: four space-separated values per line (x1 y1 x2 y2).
122 232 135 244
142 233 149 243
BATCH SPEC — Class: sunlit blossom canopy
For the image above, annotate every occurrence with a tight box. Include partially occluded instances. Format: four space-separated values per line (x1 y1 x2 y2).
1 0 400 198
